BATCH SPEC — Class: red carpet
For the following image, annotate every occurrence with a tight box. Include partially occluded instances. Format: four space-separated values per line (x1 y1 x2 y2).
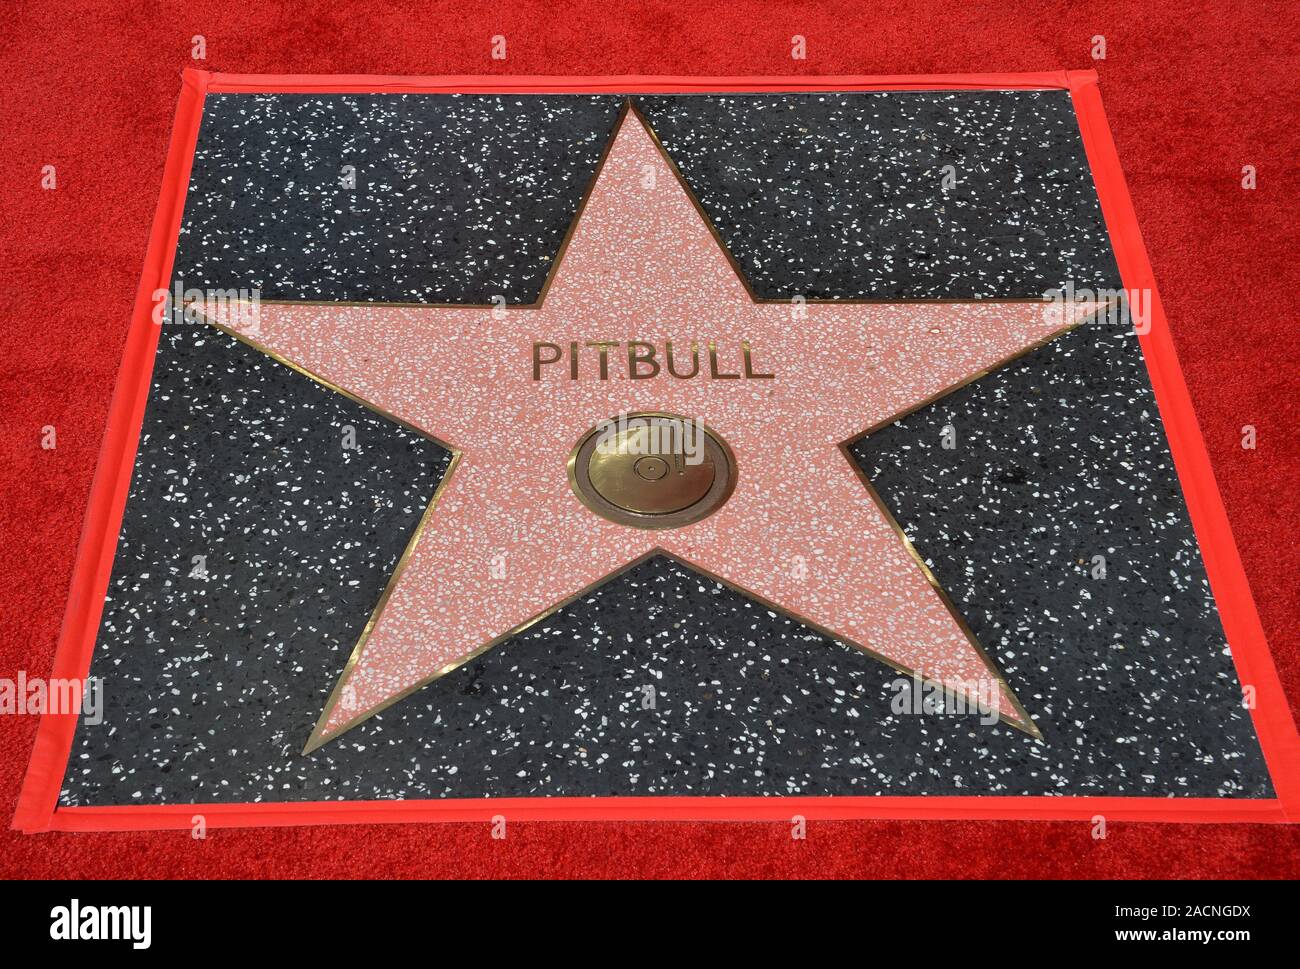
1 1 1297 878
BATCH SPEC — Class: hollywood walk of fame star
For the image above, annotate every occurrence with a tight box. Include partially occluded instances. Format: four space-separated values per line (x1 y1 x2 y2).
200 104 1103 751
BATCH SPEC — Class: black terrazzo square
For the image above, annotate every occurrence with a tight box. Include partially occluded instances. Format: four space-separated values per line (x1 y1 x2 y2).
56 91 1271 806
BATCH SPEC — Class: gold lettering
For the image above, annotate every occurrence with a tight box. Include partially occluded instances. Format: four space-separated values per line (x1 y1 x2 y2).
585 341 620 380
627 341 660 379
742 340 774 379
532 342 562 381
535 340 771 380
708 341 740 379
666 340 699 378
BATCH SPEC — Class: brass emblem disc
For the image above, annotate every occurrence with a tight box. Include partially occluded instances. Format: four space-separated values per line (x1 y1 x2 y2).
567 412 737 529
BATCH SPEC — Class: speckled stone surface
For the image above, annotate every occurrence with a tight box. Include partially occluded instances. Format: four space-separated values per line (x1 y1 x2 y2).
62 533 1270 803
58 92 1271 805
59 314 450 805
60 313 1271 803
848 318 1270 796
173 94 623 303
175 92 1118 304
634 91 1121 299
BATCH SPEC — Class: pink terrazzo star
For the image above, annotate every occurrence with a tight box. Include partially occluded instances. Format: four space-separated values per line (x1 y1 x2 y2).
206 107 1101 751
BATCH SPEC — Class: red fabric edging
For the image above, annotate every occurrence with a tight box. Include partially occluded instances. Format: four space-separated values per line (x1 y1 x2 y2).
12 69 211 834
204 70 1078 94
13 69 1298 833
42 796 1294 832
1067 71 1300 816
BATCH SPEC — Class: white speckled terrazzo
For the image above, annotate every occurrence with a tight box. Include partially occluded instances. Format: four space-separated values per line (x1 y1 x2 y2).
56 91 1272 805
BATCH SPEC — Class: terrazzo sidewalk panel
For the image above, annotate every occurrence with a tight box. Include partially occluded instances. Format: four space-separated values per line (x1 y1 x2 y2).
15 70 1299 832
